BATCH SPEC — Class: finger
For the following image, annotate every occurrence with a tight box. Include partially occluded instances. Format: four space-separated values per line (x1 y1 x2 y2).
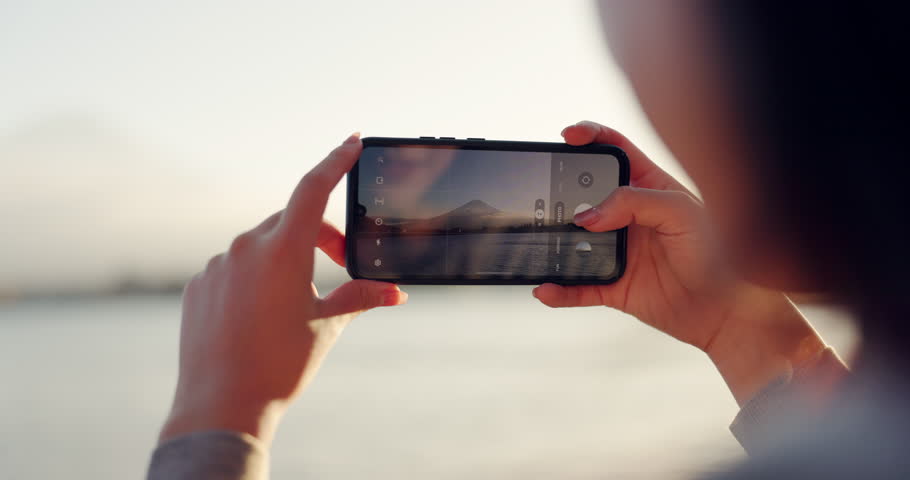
316 220 346 267
316 280 408 318
573 186 700 235
253 210 284 233
281 133 363 242
532 283 607 308
561 120 690 193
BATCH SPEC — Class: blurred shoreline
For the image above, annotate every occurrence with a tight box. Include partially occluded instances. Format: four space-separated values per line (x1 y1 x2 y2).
0 276 188 304
1 275 835 307
0 271 358 305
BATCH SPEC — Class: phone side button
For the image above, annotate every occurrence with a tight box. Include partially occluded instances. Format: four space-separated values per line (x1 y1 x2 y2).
466 137 486 141
439 136 456 140
419 136 435 139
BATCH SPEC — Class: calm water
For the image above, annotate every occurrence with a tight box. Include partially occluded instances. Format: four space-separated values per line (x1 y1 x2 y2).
0 288 856 479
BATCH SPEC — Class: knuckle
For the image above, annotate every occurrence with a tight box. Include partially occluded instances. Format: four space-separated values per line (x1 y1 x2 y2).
228 231 256 256
205 253 224 272
607 186 635 206
257 211 284 232
182 273 201 297
263 228 295 258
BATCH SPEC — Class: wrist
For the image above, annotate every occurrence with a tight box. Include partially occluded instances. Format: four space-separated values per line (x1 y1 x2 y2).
159 393 287 447
706 287 826 406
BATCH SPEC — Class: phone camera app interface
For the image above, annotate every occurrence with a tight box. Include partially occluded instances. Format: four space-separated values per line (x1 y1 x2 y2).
355 147 621 280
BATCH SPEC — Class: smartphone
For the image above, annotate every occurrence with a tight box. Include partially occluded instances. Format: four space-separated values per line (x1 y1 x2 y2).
345 137 630 285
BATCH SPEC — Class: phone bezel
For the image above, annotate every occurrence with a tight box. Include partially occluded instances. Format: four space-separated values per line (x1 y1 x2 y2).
345 137 630 285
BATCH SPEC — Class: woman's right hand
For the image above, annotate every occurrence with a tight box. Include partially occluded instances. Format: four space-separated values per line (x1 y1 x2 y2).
533 121 828 406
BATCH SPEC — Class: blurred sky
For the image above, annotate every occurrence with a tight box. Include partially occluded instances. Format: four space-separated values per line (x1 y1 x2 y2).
0 0 690 290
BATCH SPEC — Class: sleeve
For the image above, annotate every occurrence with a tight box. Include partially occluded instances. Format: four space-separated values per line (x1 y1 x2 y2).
730 346 849 455
146 430 269 480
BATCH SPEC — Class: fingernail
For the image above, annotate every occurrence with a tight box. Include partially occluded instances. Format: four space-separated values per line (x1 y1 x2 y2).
344 132 361 145
531 286 540 298
573 207 599 226
560 126 570 137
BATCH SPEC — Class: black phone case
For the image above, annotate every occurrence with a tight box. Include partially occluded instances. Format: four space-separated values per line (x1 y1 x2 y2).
345 137 630 285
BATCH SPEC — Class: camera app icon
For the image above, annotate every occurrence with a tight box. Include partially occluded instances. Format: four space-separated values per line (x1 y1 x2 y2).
577 171 594 188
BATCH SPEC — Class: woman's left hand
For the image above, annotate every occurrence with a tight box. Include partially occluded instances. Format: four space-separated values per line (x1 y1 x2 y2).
158 133 407 447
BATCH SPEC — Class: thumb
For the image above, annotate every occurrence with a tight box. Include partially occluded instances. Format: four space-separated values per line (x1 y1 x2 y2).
533 283 612 309
316 280 408 318
573 186 700 235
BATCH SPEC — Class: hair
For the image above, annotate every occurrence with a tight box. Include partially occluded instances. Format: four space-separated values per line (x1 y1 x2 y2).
702 2 910 360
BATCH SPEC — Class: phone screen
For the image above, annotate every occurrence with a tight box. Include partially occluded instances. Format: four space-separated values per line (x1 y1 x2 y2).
348 140 627 283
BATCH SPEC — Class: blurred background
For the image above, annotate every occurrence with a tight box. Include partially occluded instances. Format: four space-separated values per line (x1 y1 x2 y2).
0 1 857 479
